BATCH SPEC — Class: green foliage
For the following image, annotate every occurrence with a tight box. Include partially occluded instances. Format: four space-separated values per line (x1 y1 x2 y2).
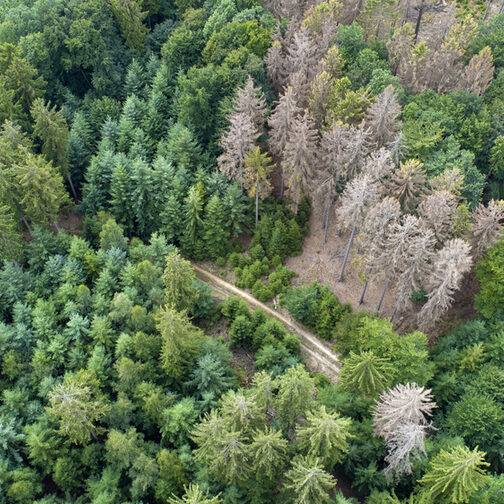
475 238 504 319
419 445 490 504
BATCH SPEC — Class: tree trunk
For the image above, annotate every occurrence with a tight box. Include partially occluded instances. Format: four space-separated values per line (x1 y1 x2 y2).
483 0 493 20
377 273 391 312
280 169 285 200
359 265 373 304
323 196 335 243
255 192 259 228
500 0 504 13
414 0 425 40
390 301 399 322
67 174 78 202
54 222 61 232
22 216 32 237
338 226 356 282
322 205 328 230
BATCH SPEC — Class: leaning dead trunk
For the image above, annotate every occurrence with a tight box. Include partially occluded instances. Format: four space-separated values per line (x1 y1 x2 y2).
377 273 391 312
359 265 373 304
338 226 356 282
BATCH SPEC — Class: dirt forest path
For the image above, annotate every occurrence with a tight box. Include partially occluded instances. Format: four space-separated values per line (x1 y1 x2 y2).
192 263 341 382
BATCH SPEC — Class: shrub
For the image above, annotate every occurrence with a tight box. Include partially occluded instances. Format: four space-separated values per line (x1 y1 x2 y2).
249 244 265 262
252 280 274 302
283 283 320 325
215 257 226 267
220 296 250 323
229 315 253 348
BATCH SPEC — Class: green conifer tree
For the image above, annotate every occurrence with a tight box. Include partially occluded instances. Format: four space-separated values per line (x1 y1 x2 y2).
202 194 229 260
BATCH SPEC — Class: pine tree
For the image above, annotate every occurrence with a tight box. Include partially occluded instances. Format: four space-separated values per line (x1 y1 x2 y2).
181 185 205 257
167 484 222 504
107 0 149 51
364 85 402 148
109 154 134 233
339 351 393 398
202 194 229 260
419 446 489 504
162 250 198 312
283 112 318 214
418 239 472 331
284 456 336 504
243 147 274 227
156 306 202 382
268 86 302 199
223 183 249 238
130 157 154 238
276 364 316 432
248 427 288 480
336 174 381 282
30 98 74 199
81 148 115 215
0 204 22 262
296 406 353 467
13 152 70 232
471 199 504 259
46 371 109 445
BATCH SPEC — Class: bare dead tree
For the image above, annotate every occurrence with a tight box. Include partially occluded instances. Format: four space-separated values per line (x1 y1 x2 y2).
268 86 303 199
266 34 287 94
317 123 350 241
373 214 422 311
358 197 401 304
335 174 381 282
234 75 267 134
418 190 458 245
458 46 495 96
344 124 373 180
383 421 430 482
373 383 436 436
418 238 472 331
363 148 395 184
283 112 318 214
218 112 258 192
471 199 504 259
390 228 436 320
365 85 402 149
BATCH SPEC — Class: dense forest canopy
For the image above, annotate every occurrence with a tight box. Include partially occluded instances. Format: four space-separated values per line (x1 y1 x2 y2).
3 0 504 503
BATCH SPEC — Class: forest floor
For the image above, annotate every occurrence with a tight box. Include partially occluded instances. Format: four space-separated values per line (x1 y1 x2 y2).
284 205 479 342
192 263 341 382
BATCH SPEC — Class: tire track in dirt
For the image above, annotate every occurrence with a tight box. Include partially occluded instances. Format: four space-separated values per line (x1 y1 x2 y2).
192 263 340 382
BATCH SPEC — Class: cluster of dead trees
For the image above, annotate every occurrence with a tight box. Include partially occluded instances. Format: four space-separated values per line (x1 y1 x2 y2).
217 0 502 330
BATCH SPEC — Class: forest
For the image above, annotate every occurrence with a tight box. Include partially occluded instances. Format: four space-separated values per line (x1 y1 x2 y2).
2 0 504 502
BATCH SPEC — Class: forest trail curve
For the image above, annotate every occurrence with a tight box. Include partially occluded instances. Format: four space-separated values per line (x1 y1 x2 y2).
192 263 341 382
